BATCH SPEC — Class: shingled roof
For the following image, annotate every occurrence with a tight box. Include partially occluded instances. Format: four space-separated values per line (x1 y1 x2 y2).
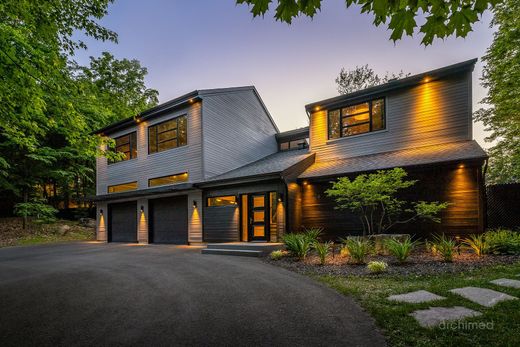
201 149 314 184
299 140 487 179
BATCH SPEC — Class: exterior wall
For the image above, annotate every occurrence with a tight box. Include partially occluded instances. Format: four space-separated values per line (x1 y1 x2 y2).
96 201 107 241
137 198 148 243
96 102 203 195
300 163 484 240
201 90 279 179
309 72 472 161
188 190 203 243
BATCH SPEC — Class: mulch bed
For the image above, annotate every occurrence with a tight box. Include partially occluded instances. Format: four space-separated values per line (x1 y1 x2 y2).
264 249 520 277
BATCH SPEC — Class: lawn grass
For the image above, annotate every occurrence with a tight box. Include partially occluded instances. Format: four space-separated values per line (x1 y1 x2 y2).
317 263 520 347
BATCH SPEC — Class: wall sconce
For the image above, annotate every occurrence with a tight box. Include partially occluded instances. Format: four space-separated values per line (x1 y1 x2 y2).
192 200 197 209
99 209 103 216
278 193 284 203
140 205 144 213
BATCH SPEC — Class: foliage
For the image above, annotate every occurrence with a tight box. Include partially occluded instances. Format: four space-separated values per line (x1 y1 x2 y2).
474 0 520 184
325 168 449 236
236 0 499 45
484 229 520 255
14 199 58 224
339 244 350 258
462 234 489 256
303 227 322 243
336 65 409 94
341 237 372 264
314 241 333 265
384 237 419 263
430 234 456 262
282 233 313 260
367 261 388 273
270 249 285 260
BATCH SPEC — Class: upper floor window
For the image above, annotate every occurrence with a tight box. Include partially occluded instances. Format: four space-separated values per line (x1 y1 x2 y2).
109 132 137 164
148 115 187 154
148 172 189 187
328 98 385 139
279 138 309 151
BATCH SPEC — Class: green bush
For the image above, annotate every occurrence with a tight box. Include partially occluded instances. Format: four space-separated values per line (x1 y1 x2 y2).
14 200 58 224
367 261 388 273
463 234 489 256
485 229 520 255
270 250 285 260
314 241 333 265
385 237 419 263
303 227 322 243
431 234 456 262
341 237 372 264
282 233 313 260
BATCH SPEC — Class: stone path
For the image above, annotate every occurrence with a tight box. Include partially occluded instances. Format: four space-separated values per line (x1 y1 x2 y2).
387 277 519 328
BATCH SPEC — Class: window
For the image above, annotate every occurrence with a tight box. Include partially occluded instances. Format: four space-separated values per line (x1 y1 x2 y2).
328 98 385 139
279 138 309 151
148 172 189 187
107 182 138 193
109 132 137 163
207 195 237 207
148 115 187 154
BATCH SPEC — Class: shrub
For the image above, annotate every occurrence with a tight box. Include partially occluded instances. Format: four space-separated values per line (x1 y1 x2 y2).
367 261 388 273
484 229 520 255
314 241 333 265
270 250 285 260
385 237 419 263
463 234 489 256
282 233 313 260
431 234 456 262
341 237 372 264
303 227 322 243
339 244 350 258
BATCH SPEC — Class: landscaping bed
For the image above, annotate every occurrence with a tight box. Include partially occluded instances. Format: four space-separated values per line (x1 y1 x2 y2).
0 217 95 247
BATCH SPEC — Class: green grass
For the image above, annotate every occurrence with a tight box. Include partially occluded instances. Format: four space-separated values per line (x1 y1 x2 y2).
16 229 94 246
317 263 520 347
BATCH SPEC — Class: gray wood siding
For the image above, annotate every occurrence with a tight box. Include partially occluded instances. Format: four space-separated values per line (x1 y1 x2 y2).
310 73 472 161
96 102 203 194
201 90 279 179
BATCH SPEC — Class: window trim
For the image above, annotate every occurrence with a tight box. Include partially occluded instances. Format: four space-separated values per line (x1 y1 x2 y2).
148 172 189 187
327 97 386 140
147 114 188 155
108 131 137 165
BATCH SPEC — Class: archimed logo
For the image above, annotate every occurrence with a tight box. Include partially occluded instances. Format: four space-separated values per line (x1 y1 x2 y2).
439 320 494 330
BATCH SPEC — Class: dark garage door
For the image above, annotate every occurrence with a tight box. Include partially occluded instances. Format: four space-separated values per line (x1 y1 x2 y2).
108 201 137 242
150 196 188 244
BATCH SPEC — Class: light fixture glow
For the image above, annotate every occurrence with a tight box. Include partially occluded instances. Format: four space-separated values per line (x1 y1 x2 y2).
99 209 103 216
423 76 430 83
140 205 144 213
192 200 197 209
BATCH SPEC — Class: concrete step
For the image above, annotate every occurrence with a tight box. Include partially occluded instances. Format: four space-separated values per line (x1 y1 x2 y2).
201 248 264 257
206 243 283 252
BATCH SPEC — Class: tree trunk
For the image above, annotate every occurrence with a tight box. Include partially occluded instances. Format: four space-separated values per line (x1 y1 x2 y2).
22 189 28 230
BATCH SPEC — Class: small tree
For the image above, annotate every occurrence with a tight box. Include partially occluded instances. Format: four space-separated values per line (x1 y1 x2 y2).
14 199 58 229
325 168 448 236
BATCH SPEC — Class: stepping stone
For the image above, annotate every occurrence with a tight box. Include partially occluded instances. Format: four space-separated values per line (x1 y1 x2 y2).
410 306 481 328
388 290 446 304
490 278 520 289
450 287 517 307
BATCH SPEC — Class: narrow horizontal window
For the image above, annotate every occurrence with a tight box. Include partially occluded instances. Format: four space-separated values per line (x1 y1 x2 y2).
148 115 187 154
109 132 137 164
279 138 309 151
207 195 237 207
107 182 138 193
327 98 385 139
148 172 189 187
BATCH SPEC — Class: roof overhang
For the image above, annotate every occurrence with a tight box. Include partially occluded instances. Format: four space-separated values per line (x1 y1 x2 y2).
90 183 196 202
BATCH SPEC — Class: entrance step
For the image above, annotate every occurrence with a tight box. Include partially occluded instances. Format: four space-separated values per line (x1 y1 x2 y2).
201 248 264 257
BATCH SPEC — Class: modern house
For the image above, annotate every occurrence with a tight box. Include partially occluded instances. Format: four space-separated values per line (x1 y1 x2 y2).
93 59 487 244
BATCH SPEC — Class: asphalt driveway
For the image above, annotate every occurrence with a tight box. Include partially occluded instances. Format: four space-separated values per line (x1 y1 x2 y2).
0 242 385 346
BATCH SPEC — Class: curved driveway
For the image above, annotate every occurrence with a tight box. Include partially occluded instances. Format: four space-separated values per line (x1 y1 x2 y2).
0 243 385 346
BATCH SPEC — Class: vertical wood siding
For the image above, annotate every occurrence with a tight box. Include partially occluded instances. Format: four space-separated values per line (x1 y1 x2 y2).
96 102 203 195
310 73 472 161
202 90 278 179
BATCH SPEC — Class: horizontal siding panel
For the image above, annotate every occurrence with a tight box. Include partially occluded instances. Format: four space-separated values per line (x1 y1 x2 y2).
203 206 240 242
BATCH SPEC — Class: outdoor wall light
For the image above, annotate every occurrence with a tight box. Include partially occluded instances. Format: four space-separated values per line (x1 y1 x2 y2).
99 209 103 216
278 193 284 203
192 200 197 209
140 205 144 213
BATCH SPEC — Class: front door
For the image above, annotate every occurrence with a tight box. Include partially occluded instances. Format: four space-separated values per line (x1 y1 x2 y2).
248 193 269 241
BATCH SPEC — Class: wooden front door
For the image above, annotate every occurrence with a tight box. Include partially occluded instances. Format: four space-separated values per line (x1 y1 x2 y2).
248 193 269 241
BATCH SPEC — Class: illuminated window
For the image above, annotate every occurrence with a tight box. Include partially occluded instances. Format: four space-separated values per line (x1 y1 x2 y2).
148 115 187 154
207 195 237 207
279 138 309 151
107 182 138 193
328 98 385 139
148 172 189 187
109 132 137 164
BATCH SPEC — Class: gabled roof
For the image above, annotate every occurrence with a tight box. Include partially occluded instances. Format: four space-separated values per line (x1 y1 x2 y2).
305 58 478 113
200 149 314 186
93 86 279 135
299 140 487 179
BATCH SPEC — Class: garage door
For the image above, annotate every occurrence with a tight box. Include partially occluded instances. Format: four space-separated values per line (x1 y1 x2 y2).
149 196 188 244
108 201 137 242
